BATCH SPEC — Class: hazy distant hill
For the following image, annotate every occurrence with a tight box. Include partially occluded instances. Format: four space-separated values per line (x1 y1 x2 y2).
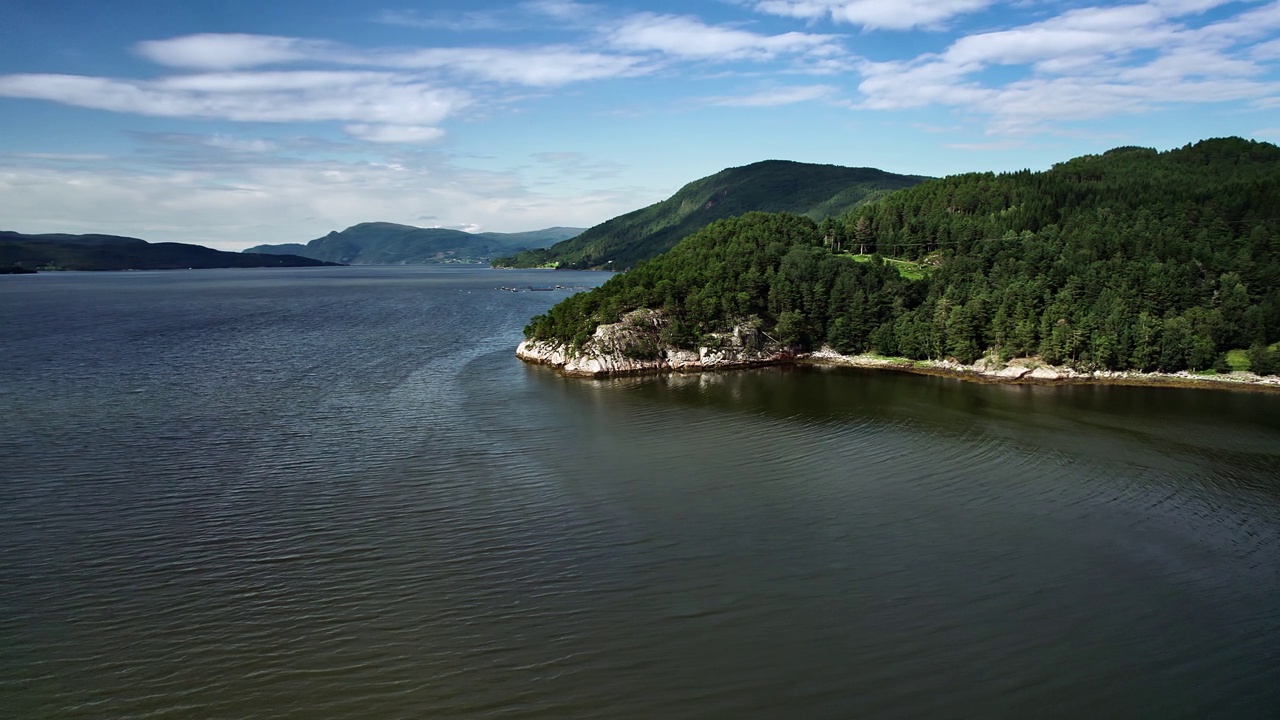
0 231 338 271
244 223 584 265
495 160 928 270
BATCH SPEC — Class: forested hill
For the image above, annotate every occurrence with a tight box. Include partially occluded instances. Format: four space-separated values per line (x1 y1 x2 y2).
245 223 583 265
495 160 928 270
0 231 338 271
524 137 1280 374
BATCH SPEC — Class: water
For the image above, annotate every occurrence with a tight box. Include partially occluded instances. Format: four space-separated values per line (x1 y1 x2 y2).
2 266 1278 718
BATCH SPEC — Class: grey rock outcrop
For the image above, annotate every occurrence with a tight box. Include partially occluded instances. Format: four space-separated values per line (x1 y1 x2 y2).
517 309 791 377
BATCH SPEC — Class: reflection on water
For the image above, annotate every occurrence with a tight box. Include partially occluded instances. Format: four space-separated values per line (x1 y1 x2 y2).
2 267 1278 718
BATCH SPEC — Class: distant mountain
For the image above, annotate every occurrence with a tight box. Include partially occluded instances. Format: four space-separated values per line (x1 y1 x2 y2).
0 231 339 271
482 227 587 248
244 223 584 265
495 160 929 270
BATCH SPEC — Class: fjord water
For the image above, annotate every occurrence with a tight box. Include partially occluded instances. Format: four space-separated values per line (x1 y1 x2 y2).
2 267 1278 719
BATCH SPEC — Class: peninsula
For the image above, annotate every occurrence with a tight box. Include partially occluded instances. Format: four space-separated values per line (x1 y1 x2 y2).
517 138 1280 389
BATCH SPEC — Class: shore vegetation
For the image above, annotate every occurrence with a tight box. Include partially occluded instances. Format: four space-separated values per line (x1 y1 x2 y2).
524 138 1280 377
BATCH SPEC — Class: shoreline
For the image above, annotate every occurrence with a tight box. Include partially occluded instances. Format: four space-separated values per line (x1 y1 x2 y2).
518 340 1280 393
800 350 1280 393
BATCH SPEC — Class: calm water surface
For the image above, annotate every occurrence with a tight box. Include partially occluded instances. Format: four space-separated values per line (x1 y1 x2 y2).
2 266 1278 718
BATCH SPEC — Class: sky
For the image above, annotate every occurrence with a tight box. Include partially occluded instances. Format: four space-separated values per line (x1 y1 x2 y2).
1 0 1278 251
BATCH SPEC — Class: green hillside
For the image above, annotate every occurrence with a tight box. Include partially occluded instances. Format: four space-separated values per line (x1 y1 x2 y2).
0 231 338 271
245 223 583 265
524 138 1280 374
495 160 928 270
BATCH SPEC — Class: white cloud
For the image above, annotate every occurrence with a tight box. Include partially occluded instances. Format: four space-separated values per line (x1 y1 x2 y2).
379 47 649 86
1148 0 1241 13
1193 0 1280 43
133 32 655 87
5 2 1277 162
750 0 998 30
374 2 606 30
146 32 653 86
853 0 1280 134
343 124 446 144
976 72 1277 134
0 19 853 151
135 34 335 70
203 135 277 153
1117 46 1263 82
522 0 602 24
1253 37 1280 58
0 71 470 125
609 13 838 60
372 9 512 31
942 5 1177 68
857 58 989 110
707 84 838 106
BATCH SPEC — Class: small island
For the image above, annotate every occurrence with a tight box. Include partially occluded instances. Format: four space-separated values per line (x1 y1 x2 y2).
518 138 1280 391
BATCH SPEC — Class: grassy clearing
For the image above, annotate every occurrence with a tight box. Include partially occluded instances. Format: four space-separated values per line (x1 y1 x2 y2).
846 254 928 280
1223 343 1280 372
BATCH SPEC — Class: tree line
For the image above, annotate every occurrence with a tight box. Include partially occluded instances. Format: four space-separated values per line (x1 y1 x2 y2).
525 138 1280 374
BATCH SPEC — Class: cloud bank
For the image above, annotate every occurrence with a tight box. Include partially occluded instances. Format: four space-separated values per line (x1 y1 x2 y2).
0 0 1276 248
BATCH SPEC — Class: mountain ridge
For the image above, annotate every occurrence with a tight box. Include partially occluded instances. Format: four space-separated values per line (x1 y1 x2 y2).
245 223 584 265
495 160 929 270
0 231 338 271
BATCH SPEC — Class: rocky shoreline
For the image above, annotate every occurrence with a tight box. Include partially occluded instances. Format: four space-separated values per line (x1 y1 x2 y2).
517 310 1280 392
516 309 792 377
801 349 1280 392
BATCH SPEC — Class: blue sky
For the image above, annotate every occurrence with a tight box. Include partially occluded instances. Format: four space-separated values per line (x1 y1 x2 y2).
1 0 1278 250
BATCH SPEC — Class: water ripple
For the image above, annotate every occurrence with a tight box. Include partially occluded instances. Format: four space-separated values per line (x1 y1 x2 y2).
2 267 1278 718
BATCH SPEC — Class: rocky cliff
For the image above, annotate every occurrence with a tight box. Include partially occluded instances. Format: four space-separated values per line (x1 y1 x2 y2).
517 309 792 377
